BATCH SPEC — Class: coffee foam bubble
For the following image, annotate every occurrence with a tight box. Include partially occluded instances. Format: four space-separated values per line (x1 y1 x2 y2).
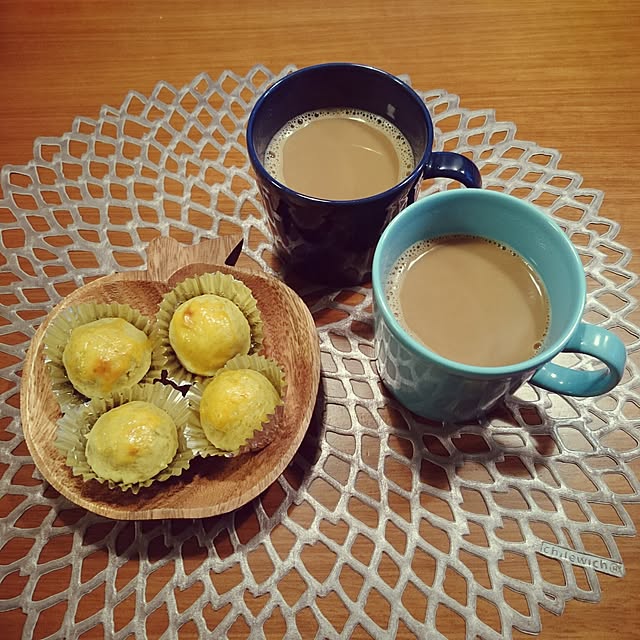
264 108 415 185
385 235 550 357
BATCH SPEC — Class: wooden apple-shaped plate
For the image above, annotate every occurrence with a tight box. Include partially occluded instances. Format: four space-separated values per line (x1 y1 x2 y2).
20 235 321 520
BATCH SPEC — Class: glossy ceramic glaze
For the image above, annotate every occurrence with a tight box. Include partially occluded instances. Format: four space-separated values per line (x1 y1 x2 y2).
247 63 482 285
372 189 627 422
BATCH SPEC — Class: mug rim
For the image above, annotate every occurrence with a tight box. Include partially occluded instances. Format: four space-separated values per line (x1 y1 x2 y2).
246 62 433 205
372 188 587 377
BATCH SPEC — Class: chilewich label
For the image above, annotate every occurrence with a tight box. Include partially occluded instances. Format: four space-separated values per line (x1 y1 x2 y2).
538 542 625 577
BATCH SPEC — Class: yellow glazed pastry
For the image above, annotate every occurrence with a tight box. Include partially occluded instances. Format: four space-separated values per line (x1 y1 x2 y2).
168 294 251 376
62 317 152 399
199 368 281 451
85 400 179 484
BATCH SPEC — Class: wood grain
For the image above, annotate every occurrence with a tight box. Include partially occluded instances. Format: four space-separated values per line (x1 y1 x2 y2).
20 236 321 519
1 1 639 638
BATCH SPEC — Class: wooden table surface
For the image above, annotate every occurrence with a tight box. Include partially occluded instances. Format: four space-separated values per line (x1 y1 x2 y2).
1 1 639 638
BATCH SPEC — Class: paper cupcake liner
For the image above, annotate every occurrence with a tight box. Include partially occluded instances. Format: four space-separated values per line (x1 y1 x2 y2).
156 271 264 385
55 382 196 494
43 302 164 412
186 354 286 458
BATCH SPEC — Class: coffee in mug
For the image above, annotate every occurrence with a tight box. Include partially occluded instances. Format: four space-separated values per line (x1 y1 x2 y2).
386 235 550 367
263 108 415 200
247 63 483 285
372 188 627 422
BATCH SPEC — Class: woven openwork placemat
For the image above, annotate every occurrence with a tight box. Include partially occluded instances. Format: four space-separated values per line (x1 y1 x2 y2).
0 65 638 639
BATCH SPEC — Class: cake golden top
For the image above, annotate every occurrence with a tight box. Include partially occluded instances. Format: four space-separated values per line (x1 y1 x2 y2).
199 368 281 452
168 294 251 377
85 400 179 485
62 317 152 399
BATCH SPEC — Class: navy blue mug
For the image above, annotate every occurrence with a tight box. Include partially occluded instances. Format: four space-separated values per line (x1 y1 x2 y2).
247 63 482 285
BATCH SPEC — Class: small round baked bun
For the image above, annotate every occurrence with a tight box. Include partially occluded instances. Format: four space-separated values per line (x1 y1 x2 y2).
186 354 285 457
55 383 196 493
85 401 178 485
62 318 152 399
169 294 251 377
44 303 162 410
157 271 264 383
200 369 279 451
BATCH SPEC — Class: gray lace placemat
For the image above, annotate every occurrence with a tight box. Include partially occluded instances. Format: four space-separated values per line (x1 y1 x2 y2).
0 65 638 639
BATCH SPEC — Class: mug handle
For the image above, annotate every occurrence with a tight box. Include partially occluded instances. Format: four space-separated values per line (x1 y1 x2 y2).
424 151 482 188
530 322 626 396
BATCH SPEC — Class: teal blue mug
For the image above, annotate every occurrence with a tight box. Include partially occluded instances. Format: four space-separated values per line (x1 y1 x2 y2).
372 189 627 422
